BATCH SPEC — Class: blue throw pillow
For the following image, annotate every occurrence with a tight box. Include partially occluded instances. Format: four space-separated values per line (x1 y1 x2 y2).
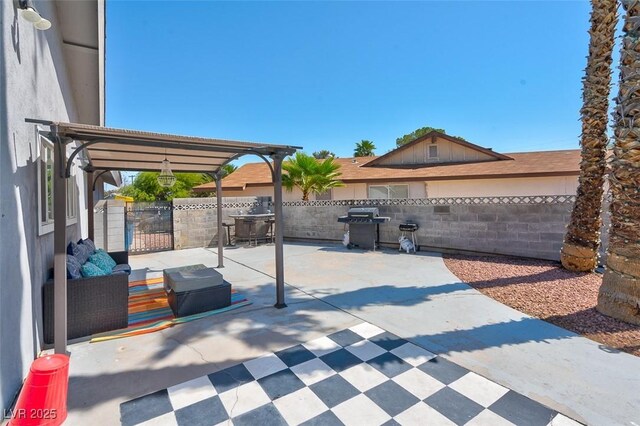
80 261 108 277
79 238 96 253
66 255 82 280
69 242 92 265
89 250 117 274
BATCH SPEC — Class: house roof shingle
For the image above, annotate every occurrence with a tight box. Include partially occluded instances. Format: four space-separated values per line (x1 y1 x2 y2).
193 149 581 192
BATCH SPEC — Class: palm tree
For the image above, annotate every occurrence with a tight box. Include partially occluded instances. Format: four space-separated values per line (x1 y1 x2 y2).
561 0 617 272
221 164 237 178
354 140 376 157
597 0 640 325
282 152 345 201
313 150 336 159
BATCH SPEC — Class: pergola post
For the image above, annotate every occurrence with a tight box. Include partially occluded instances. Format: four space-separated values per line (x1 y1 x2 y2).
272 154 287 309
53 131 68 354
215 172 224 268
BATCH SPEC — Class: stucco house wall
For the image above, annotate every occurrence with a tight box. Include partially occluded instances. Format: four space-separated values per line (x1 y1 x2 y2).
425 176 579 198
224 175 578 202
0 1 98 412
222 186 304 202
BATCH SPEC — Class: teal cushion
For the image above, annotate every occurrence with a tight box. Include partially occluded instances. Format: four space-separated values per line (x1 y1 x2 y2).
89 250 117 274
80 261 108 277
96 249 117 268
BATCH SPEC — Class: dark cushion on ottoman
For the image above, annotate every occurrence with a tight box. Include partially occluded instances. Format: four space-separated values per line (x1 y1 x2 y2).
163 265 230 317
167 282 231 318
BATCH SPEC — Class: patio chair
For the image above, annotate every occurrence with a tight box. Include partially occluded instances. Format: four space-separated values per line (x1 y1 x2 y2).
222 222 235 246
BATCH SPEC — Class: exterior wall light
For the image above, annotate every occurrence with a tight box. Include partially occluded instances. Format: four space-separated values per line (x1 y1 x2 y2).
18 0 52 31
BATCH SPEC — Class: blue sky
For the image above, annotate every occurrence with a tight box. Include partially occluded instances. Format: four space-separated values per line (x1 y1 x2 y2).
107 1 601 166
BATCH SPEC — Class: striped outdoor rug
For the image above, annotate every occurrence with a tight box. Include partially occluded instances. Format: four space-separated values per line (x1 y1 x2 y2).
91 277 251 342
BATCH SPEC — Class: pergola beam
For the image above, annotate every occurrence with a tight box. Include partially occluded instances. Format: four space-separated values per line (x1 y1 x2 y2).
87 147 233 160
84 167 222 174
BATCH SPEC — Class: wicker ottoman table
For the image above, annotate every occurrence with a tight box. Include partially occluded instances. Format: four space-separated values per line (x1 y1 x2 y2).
163 264 231 317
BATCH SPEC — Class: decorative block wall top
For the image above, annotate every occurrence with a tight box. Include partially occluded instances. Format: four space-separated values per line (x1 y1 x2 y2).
172 196 272 211
281 195 576 207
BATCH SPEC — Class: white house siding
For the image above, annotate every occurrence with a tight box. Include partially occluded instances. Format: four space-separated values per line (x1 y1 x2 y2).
1 2 89 412
230 175 578 201
332 184 367 200
222 186 304 202
375 135 496 166
425 176 579 198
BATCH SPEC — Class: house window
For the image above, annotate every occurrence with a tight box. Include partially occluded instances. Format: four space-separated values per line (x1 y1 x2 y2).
428 145 439 159
368 184 409 199
315 189 332 201
38 137 55 235
66 167 78 226
38 136 78 235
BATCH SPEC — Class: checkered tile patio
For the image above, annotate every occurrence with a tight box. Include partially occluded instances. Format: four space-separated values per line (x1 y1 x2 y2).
120 322 581 426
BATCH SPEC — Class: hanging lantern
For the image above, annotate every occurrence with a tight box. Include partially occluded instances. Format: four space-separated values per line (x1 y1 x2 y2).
157 158 177 188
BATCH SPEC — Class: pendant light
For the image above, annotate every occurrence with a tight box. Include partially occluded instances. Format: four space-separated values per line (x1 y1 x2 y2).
157 151 177 188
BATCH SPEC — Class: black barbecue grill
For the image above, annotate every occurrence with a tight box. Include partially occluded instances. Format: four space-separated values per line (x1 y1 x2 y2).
399 222 420 252
338 207 391 250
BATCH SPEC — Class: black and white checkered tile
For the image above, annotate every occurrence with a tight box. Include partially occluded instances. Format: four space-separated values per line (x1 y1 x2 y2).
120 322 581 426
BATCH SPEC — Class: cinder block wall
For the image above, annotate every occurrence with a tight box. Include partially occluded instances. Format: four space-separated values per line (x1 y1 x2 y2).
173 197 271 249
93 200 125 252
281 198 577 261
172 195 610 262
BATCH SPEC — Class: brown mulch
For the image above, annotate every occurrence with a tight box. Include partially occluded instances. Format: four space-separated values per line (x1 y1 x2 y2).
442 254 640 357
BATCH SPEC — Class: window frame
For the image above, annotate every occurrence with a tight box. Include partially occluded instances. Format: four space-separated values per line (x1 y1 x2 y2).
315 189 332 201
368 184 410 200
66 164 78 226
427 144 439 160
38 135 55 235
37 134 79 236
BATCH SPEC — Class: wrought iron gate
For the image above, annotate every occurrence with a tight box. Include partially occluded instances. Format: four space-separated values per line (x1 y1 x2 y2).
125 202 174 254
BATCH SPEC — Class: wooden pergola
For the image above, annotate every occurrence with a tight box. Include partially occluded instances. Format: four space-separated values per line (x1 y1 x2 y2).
29 120 301 354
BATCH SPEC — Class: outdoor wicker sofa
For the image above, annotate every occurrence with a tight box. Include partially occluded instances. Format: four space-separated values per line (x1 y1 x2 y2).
43 251 130 344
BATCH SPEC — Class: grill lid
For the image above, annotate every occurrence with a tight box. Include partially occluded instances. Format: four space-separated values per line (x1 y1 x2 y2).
399 223 419 231
347 207 380 218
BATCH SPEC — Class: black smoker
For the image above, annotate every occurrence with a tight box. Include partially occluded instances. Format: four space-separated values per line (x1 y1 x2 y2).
338 207 391 250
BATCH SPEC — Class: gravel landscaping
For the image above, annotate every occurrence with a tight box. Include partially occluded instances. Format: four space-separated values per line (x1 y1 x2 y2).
443 254 640 357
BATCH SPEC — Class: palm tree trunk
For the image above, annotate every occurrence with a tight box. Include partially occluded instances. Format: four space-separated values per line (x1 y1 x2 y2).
597 0 640 325
561 0 618 272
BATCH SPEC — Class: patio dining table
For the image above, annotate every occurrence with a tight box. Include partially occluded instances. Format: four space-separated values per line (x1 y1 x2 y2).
229 213 275 245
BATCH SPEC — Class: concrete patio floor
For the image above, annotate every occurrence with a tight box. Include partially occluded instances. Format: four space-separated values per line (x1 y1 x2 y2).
61 243 639 426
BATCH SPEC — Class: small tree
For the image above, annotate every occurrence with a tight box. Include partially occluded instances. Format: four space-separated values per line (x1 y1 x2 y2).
119 172 212 201
221 164 237 178
282 152 345 201
313 150 336 159
396 126 466 147
354 140 376 157
195 164 238 197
